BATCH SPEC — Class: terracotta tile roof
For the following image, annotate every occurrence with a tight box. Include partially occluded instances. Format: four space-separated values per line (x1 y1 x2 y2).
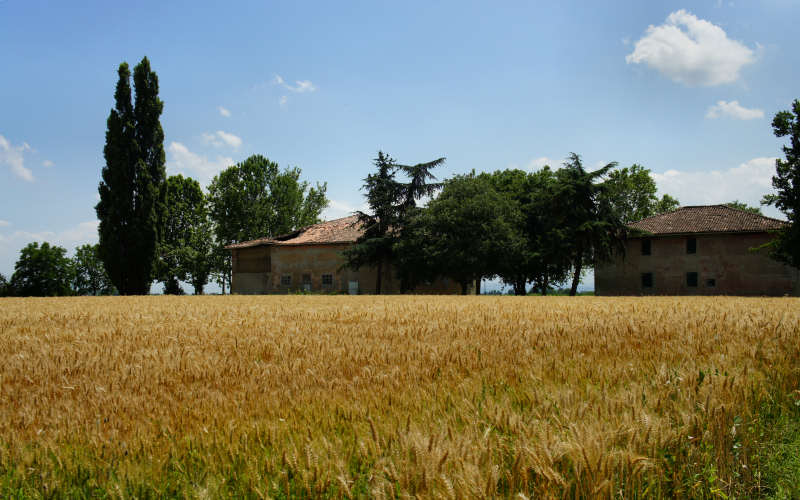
628 205 786 236
225 215 364 249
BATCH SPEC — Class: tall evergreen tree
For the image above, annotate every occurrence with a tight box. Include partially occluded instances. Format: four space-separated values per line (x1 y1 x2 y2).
551 153 626 296
96 57 167 295
344 152 403 294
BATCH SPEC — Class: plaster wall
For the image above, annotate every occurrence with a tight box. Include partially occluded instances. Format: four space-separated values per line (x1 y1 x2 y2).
595 232 799 296
230 244 464 294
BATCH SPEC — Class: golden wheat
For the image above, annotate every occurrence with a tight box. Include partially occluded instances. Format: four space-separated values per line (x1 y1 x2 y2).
0 295 798 497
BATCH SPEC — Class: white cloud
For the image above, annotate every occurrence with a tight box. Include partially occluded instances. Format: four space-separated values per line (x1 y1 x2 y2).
705 100 764 120
42 159 54 167
651 157 779 216
625 10 756 86
273 74 317 93
0 220 100 276
279 95 288 107
167 142 234 186
0 134 34 182
527 157 553 170
217 106 231 117
0 220 9 227
202 130 242 149
322 199 368 220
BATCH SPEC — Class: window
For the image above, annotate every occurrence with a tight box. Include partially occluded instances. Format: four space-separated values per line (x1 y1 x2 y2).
686 272 698 287
686 237 697 254
641 239 651 256
302 274 312 285
321 274 333 286
280 274 292 286
641 272 653 288
706 278 716 287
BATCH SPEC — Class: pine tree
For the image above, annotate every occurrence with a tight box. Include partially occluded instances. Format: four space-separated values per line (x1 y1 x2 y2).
95 57 166 295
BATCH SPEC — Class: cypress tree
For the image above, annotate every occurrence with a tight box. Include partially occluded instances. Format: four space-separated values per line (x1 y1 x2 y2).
96 57 166 295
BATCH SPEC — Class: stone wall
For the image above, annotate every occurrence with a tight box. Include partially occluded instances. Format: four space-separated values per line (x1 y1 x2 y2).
595 232 799 296
231 244 465 294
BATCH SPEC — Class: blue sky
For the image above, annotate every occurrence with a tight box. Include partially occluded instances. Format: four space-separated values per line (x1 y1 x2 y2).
1 0 798 290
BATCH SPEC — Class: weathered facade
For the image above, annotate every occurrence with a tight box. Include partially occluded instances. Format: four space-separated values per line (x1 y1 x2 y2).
595 205 800 296
226 215 465 294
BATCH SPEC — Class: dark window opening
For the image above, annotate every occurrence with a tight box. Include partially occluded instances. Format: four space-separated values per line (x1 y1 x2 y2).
641 239 651 256
687 237 697 254
280 274 292 286
321 274 333 286
641 272 653 288
706 278 716 287
687 272 698 287
302 274 312 285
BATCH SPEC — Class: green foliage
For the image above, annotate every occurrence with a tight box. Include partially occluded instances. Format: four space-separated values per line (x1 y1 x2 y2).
551 153 627 295
72 244 116 295
725 200 763 215
762 99 800 268
96 57 167 295
9 242 74 296
653 193 680 215
344 152 445 294
0 273 8 297
157 175 214 295
397 174 520 294
207 155 328 292
603 164 680 222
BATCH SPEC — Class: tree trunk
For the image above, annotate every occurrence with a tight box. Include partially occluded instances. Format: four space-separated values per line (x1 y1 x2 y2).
541 276 548 296
375 258 383 295
514 279 526 296
570 261 582 296
475 277 481 295
460 281 469 295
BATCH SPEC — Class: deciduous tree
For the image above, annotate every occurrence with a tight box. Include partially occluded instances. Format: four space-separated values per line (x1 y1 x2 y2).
72 244 116 295
603 164 681 222
207 155 328 292
10 242 74 297
763 99 800 267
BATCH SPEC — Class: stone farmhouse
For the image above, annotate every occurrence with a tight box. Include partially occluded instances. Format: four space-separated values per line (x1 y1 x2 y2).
595 205 799 296
226 215 464 294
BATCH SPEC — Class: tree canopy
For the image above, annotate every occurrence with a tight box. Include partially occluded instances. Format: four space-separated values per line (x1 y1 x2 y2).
763 99 800 268
157 175 213 294
72 244 116 296
96 57 167 295
603 164 680 223
207 154 328 292
396 174 520 294
9 242 74 297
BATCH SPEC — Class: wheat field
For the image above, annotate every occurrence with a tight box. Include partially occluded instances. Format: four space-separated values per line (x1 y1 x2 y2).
0 295 799 498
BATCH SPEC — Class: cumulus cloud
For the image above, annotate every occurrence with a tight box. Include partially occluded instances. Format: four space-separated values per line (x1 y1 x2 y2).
0 134 34 182
42 159 54 167
626 10 756 86
217 106 231 117
527 157 553 170
705 100 764 120
167 142 234 185
651 157 779 216
202 130 242 149
279 95 288 107
322 199 368 220
273 75 316 93
0 220 100 276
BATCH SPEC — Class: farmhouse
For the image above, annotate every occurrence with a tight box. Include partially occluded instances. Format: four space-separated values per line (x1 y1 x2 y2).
225 215 464 294
595 205 800 296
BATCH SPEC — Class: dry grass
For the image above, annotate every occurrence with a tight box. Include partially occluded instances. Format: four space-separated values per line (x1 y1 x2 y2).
0 295 799 498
